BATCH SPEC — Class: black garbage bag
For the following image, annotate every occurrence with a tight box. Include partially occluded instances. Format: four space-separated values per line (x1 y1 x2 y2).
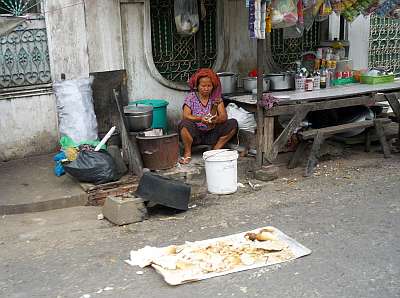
64 150 119 184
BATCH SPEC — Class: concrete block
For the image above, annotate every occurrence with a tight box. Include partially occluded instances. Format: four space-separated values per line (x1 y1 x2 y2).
254 165 279 181
102 196 148 225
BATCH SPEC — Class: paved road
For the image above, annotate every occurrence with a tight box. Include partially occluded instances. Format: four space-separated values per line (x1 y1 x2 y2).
1 153 399 298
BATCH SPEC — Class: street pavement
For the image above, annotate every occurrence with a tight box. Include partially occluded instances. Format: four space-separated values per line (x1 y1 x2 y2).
1 152 399 298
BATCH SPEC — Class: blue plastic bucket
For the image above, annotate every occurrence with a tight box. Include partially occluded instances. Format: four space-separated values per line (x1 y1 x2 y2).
129 99 169 130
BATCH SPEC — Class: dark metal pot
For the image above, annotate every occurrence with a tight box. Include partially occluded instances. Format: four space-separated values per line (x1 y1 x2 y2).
264 73 295 91
136 133 179 170
217 72 237 94
124 105 153 132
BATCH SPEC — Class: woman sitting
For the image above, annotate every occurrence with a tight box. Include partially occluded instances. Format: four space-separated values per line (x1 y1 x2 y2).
178 68 238 164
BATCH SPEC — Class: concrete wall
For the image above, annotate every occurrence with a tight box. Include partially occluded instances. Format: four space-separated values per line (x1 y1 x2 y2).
43 0 89 80
84 0 125 72
0 93 58 161
120 1 186 128
221 0 257 74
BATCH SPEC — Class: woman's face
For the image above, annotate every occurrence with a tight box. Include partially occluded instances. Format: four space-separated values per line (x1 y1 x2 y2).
198 77 213 97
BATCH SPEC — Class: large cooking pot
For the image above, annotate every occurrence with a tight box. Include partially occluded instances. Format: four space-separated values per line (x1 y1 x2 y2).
217 72 237 94
242 77 270 92
136 133 179 170
124 105 153 132
264 73 294 91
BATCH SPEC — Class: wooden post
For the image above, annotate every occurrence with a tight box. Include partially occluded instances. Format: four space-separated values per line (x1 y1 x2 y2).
263 117 274 155
256 39 264 169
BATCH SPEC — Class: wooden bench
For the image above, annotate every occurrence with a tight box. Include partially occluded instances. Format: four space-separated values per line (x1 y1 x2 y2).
288 118 392 176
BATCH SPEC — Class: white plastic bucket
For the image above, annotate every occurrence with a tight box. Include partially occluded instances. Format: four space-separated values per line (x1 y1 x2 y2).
203 149 239 194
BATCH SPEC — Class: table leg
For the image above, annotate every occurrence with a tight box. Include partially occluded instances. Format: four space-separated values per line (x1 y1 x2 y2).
374 119 391 158
264 107 309 163
384 93 400 147
305 131 325 177
262 116 274 156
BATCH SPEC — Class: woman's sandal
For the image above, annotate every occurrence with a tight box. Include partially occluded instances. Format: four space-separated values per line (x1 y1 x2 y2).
179 156 192 164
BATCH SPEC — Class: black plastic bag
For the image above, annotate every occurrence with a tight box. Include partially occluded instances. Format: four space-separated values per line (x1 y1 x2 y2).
64 150 118 184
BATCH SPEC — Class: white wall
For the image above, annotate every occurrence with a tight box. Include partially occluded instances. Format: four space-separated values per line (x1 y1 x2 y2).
0 93 58 161
348 15 370 70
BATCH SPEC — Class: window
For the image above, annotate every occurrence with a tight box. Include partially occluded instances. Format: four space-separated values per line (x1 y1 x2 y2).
0 0 41 16
150 0 217 83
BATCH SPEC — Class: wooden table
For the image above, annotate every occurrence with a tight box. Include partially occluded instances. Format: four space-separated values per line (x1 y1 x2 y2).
224 81 400 164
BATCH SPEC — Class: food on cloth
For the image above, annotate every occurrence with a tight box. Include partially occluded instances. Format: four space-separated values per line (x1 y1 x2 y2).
246 227 278 241
129 229 294 275
244 232 257 241
127 227 312 285
256 231 277 241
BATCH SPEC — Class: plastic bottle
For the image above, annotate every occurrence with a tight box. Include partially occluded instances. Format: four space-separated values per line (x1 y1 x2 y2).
295 61 306 92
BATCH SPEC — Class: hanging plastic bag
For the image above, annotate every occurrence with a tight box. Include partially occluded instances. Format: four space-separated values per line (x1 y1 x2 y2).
174 0 199 36
303 0 315 9
53 77 98 144
284 0 305 39
226 103 256 133
375 0 400 17
362 0 385 15
317 0 333 21
63 150 119 185
330 0 344 13
313 0 325 15
271 0 298 28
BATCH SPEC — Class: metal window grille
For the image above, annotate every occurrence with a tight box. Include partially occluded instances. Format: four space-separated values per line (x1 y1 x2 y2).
369 15 400 74
150 0 217 82
0 20 51 89
0 0 41 16
271 22 321 70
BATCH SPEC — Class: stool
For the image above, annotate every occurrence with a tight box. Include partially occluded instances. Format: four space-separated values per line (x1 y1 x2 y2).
288 118 392 177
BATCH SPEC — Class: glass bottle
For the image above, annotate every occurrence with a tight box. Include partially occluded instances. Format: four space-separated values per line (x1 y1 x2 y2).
320 60 327 89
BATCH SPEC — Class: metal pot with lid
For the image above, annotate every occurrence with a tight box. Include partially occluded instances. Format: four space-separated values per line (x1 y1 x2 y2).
124 105 153 132
264 72 295 91
217 72 237 94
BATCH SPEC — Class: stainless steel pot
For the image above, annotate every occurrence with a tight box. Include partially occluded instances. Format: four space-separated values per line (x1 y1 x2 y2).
264 73 294 91
242 77 270 92
217 72 237 94
124 105 153 132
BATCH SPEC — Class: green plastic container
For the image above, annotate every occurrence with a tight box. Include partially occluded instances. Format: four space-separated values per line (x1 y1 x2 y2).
129 99 169 130
360 74 395 84
331 77 357 86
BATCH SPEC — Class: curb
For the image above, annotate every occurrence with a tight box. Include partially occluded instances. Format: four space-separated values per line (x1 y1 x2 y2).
0 193 88 215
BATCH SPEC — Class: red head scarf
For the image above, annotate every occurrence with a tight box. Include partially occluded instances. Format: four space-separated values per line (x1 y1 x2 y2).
188 68 222 102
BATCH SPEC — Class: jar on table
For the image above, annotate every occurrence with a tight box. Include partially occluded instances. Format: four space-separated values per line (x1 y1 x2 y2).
305 78 314 91
295 76 306 91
